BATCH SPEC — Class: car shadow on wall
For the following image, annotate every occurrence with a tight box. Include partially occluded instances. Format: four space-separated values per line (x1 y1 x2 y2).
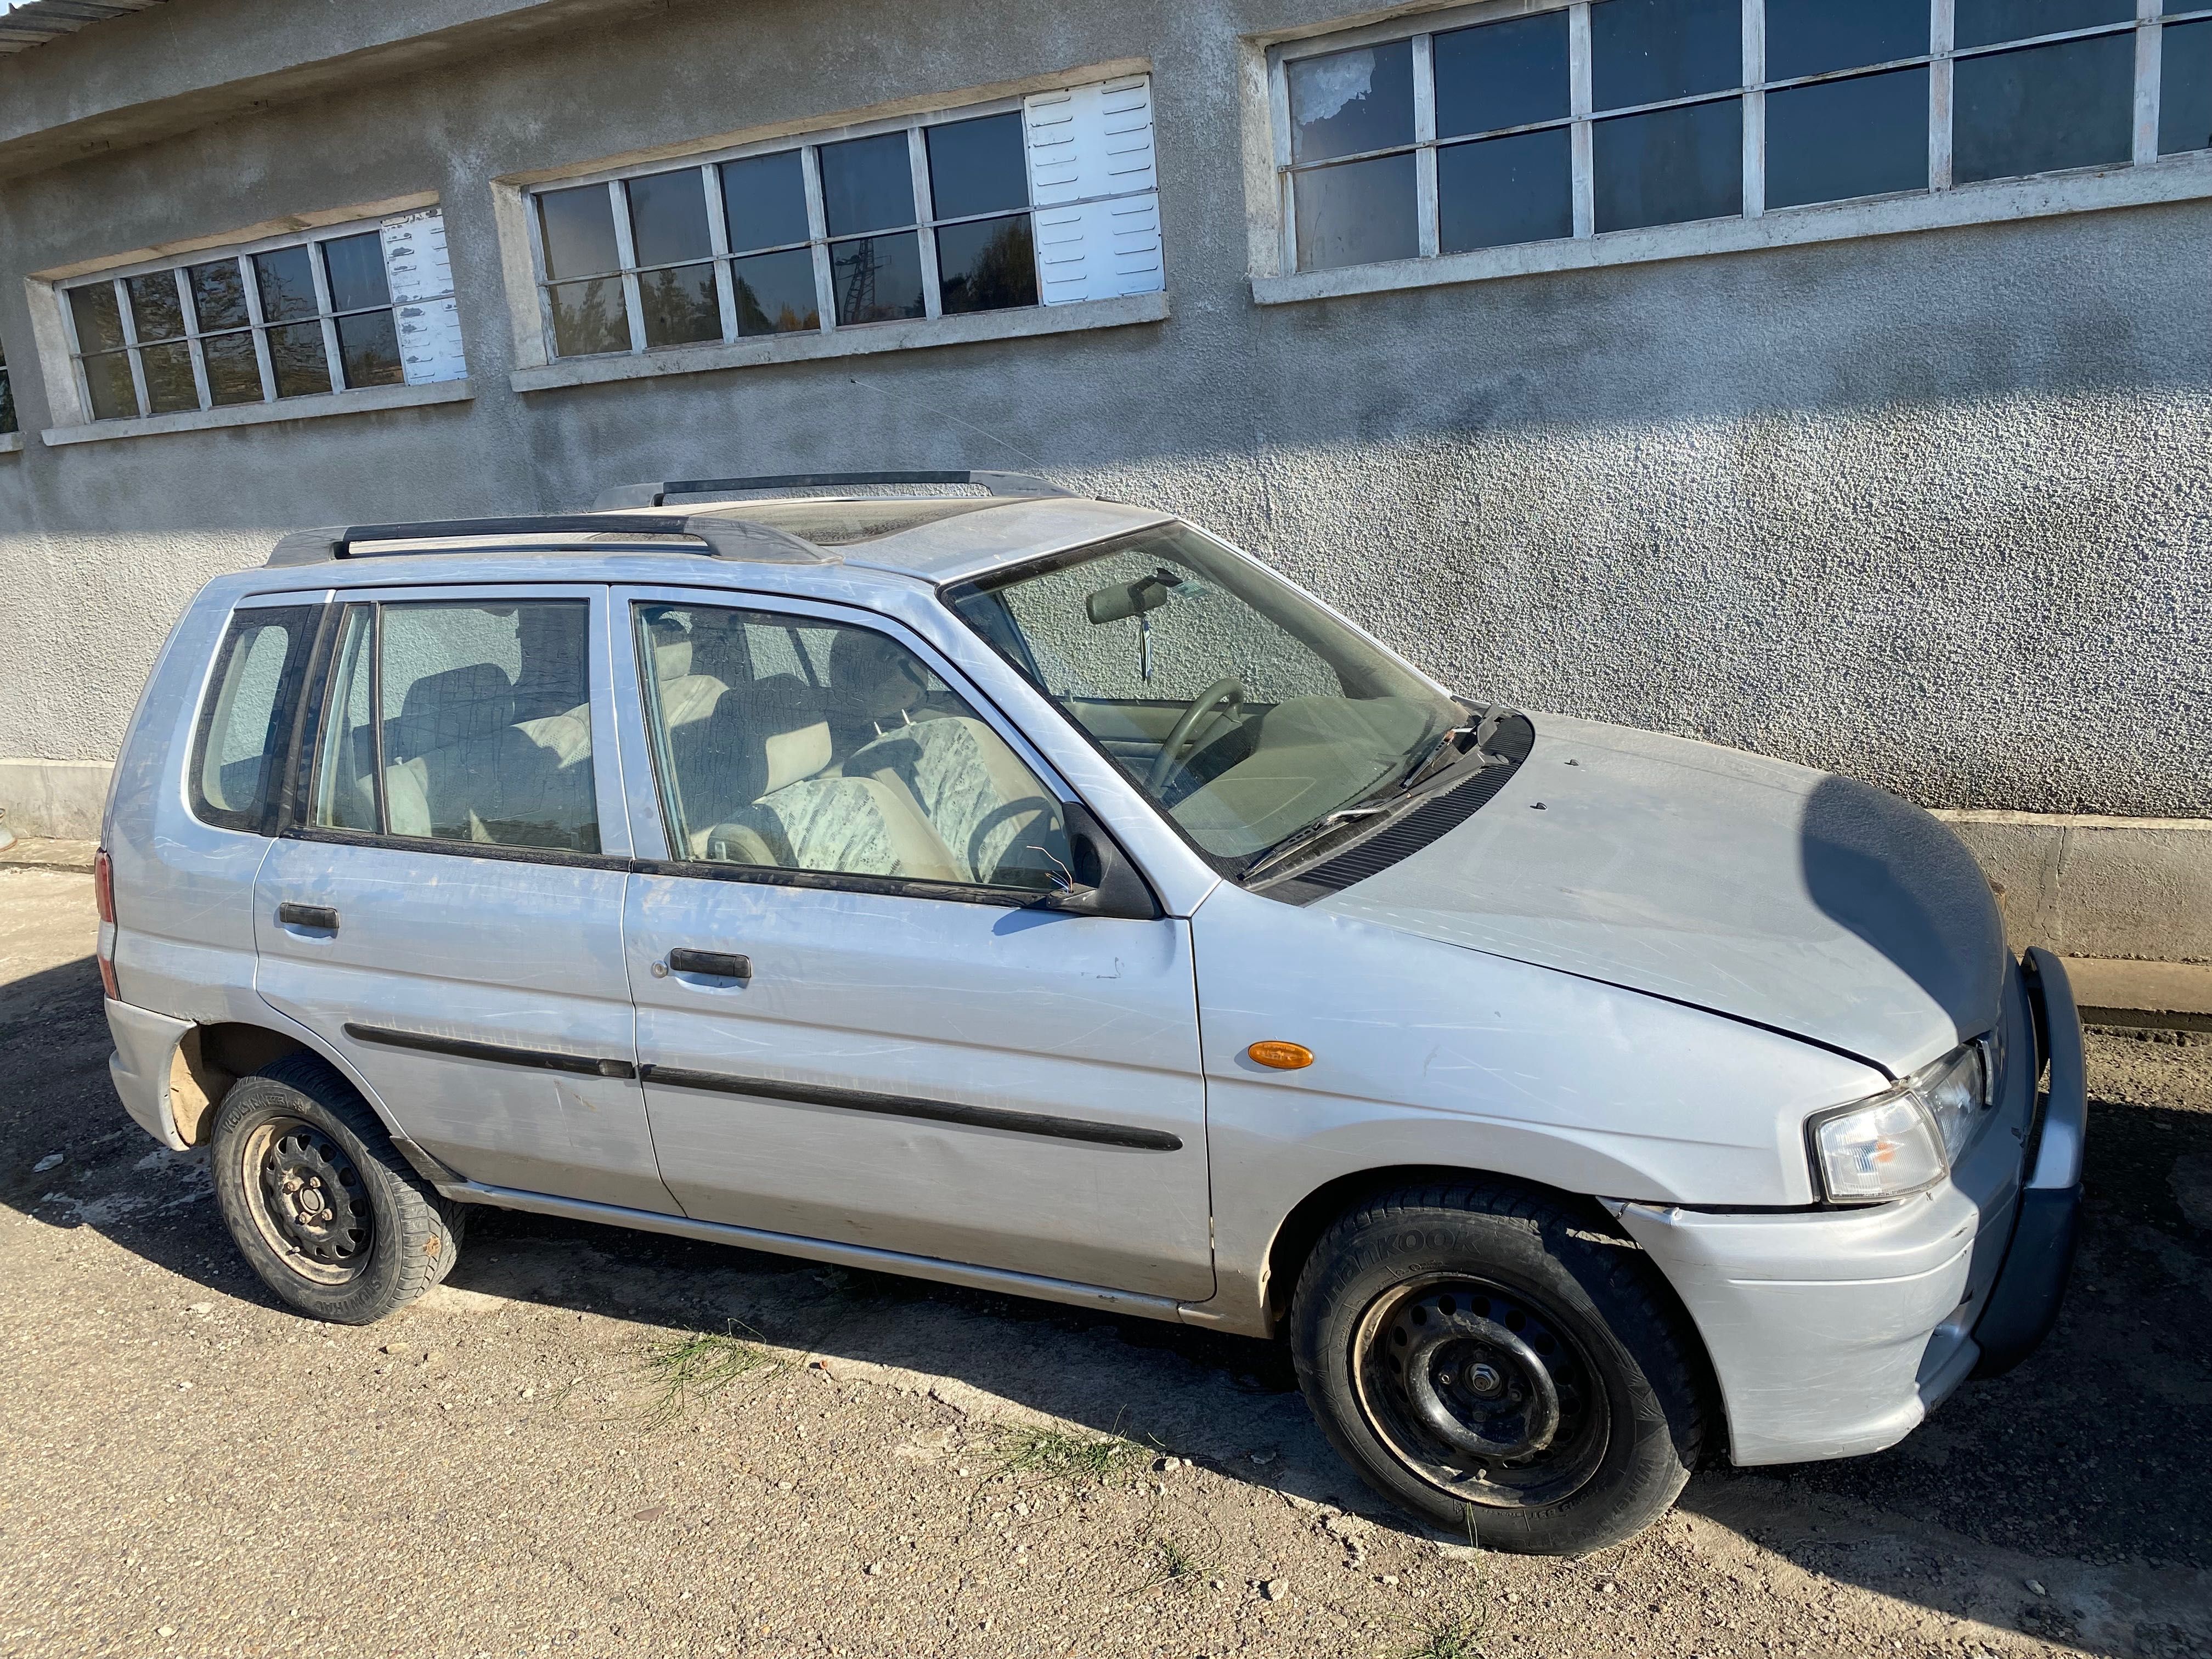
4 950 2209 1653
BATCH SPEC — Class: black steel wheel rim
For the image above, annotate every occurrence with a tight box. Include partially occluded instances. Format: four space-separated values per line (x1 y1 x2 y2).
242 1115 373 1285
1351 1274 1610 1510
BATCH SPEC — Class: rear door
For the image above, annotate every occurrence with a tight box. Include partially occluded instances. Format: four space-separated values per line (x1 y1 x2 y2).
253 582 674 1214
613 586 1213 1301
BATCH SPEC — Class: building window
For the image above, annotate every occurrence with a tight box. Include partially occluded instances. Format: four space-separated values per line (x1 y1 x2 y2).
529 76 1164 361
0 337 15 436
1276 0 2212 275
60 209 467 422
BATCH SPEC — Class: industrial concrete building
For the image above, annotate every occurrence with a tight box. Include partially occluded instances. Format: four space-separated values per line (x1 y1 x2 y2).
0 0 2206 959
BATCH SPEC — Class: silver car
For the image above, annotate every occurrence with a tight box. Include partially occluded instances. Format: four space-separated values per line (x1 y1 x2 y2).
99 472 2084 1554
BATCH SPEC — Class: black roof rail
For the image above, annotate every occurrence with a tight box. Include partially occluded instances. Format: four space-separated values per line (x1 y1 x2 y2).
591 470 1071 510
263 512 832 568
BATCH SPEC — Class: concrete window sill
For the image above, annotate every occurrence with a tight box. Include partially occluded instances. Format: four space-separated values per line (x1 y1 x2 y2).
40 379 472 447
510 290 1170 394
0 432 21 454
1252 156 2212 307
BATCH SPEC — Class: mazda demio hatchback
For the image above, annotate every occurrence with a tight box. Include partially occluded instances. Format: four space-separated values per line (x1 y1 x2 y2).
99 472 2085 1553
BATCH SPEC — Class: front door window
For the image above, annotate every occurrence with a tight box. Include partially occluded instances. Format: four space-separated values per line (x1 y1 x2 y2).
631 601 1070 892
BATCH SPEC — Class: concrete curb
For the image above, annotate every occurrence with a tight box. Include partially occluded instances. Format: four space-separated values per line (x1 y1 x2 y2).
0 837 98 874
2064 957 2212 1035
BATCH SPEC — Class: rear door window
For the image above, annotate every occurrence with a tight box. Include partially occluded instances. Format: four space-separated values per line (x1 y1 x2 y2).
189 605 321 834
309 599 599 853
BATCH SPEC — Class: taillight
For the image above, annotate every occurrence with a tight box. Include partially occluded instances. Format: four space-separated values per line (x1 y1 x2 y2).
94 848 119 1000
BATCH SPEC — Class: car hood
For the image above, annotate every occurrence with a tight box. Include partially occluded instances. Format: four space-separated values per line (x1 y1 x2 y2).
1312 713 2006 1076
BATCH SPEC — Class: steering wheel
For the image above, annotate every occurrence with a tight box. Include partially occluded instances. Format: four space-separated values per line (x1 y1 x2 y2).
1147 676 1245 792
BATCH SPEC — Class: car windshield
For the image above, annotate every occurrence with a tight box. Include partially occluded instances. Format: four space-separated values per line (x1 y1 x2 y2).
944 523 1464 867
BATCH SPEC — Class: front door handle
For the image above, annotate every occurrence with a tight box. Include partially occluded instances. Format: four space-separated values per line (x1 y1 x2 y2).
665 949 752 981
278 902 340 933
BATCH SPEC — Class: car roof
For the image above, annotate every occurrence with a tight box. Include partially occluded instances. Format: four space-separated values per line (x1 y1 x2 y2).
243 493 1175 600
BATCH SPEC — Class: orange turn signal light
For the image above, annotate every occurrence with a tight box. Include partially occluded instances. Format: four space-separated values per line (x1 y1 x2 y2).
1247 1041 1314 1071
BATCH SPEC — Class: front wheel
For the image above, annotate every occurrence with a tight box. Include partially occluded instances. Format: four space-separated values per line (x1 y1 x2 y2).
1290 1181 1707 1555
210 1053 465 1324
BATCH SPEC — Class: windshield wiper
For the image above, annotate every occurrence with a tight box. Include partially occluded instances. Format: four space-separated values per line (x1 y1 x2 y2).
1397 725 1475 794
1240 804 1396 885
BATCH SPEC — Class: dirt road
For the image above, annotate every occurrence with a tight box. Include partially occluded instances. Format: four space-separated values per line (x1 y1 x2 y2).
3 866 2208 1658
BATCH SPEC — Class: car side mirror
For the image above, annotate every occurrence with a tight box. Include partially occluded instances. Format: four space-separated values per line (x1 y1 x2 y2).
1035 801 1161 921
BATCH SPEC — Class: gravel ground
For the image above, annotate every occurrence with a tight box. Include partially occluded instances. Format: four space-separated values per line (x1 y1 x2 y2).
2 865 2209 1659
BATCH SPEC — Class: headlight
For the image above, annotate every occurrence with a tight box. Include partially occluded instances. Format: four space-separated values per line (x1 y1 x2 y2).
1807 1040 1995 1201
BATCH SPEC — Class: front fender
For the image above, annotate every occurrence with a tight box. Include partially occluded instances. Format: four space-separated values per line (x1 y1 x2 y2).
1183 883 1884 1333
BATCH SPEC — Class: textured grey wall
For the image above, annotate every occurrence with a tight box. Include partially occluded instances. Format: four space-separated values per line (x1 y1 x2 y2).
0 0 2205 822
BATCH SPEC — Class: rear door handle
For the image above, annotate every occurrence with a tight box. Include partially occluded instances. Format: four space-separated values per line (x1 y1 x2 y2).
278 902 340 933
665 949 751 981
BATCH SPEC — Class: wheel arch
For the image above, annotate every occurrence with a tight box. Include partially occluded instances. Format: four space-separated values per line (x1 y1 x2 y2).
160 1019 455 1187
1256 1163 1726 1461
1259 1165 1628 1334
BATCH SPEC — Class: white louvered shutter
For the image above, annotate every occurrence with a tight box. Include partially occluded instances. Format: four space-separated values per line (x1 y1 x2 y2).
1024 75 1165 305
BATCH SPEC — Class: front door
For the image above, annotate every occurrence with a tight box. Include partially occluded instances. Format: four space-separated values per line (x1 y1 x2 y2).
614 588 1212 1301
254 584 674 1214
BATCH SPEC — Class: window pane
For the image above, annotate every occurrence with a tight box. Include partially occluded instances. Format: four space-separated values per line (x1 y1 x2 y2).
937 214 1037 314
313 608 380 833
549 277 631 356
336 309 405 388
1438 128 1575 252
266 321 332 398
1954 35 2133 182
202 330 262 405
820 133 918 237
194 610 314 831
2161 19 2212 154
321 232 392 313
1590 0 1741 110
254 246 319 324
539 183 623 279
1294 151 1419 271
636 602 1068 890
188 259 250 333
1765 0 1928 80
0 370 14 437
1435 13 1571 139
639 261 723 347
733 249 822 335
125 273 185 343
1288 40 1417 163
1593 98 1743 231
70 284 126 353
82 351 138 420
140 341 199 414
376 602 598 852
627 170 713 268
830 232 926 324
1955 0 2133 49
1766 67 1929 207
722 152 812 253
926 112 1030 220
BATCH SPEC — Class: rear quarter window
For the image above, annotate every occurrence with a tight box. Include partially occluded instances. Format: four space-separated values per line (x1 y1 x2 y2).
189 605 321 834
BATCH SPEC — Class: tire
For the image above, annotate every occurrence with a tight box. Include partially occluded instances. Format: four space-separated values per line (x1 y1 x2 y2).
210 1052 465 1324
1289 1180 1706 1556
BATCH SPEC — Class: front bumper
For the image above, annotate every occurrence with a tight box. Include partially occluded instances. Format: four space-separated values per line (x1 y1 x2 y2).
1616 950 2086 1466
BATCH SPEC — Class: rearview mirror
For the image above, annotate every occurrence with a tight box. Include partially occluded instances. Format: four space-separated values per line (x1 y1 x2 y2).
1034 801 1161 921
1085 575 1173 625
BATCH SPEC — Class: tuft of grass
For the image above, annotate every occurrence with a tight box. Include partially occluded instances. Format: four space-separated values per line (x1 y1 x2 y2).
1390 1606 1489 1659
989 1418 1151 1487
1133 1514 1224 1594
1392 1506 1490 1659
636 1324 774 1427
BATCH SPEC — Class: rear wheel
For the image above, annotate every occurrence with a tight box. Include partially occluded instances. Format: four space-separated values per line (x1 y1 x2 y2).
1290 1181 1706 1555
211 1053 464 1324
